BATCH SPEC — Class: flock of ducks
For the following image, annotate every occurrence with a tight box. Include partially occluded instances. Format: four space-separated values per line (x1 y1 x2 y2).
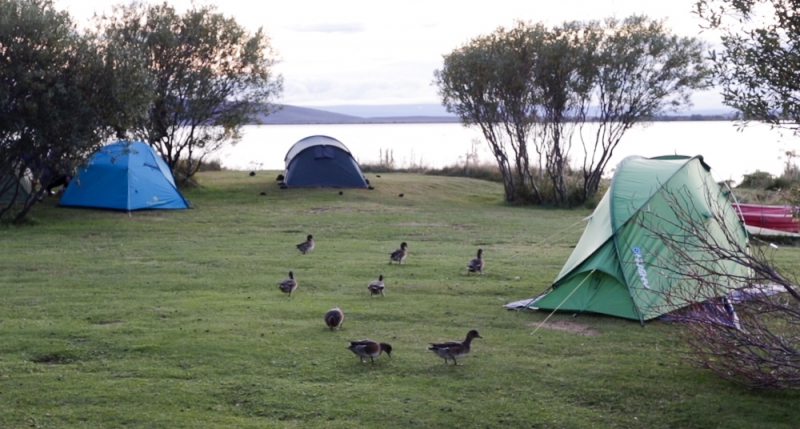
278 234 485 365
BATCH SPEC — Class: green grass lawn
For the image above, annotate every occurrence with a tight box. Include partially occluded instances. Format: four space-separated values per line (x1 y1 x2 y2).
1 171 798 428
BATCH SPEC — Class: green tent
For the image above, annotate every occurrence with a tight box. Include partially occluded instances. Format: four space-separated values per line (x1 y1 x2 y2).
531 155 749 324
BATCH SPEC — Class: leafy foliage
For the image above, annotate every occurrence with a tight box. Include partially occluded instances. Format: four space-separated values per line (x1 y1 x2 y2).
435 22 543 203
738 170 777 189
98 2 283 181
435 16 710 206
697 0 800 131
582 16 711 201
0 0 149 222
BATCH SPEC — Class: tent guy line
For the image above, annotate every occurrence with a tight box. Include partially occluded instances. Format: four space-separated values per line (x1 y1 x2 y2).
508 218 586 260
529 269 596 336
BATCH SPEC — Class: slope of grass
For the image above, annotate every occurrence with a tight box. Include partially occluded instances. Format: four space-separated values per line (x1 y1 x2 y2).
1 171 798 428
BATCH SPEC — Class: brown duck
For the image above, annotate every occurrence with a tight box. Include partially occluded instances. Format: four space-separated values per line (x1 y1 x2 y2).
346 339 393 363
467 249 484 275
278 271 298 297
389 242 408 265
324 307 344 330
367 275 386 297
428 329 482 365
296 235 315 254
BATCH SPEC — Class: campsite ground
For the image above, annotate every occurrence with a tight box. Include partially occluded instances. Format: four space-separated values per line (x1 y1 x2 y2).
1 171 799 428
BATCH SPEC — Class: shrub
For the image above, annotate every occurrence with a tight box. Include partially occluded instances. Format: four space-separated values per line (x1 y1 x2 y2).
425 163 504 183
173 158 223 178
768 176 795 191
738 170 775 189
197 158 223 172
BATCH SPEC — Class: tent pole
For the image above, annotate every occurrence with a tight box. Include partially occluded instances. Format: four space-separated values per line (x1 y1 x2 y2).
530 269 595 336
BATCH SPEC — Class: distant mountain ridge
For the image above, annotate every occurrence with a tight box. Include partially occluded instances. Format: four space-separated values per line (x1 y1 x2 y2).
254 105 459 125
253 104 737 125
309 104 455 118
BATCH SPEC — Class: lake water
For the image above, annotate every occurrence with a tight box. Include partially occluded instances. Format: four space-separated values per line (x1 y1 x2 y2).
216 121 798 184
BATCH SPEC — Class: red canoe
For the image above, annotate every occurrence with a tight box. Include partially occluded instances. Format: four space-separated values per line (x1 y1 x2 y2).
733 203 800 233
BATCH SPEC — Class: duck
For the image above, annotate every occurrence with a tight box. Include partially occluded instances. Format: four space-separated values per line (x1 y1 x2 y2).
324 307 344 330
389 242 408 265
428 329 482 365
296 234 315 254
278 271 298 297
467 249 484 275
367 275 386 297
346 339 393 363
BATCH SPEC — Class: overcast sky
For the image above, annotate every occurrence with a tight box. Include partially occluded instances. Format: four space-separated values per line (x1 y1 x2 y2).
55 0 723 110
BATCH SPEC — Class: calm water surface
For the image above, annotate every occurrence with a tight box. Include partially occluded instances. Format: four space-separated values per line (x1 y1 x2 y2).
217 121 797 183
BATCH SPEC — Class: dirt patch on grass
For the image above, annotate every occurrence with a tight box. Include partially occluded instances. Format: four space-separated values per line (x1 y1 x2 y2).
31 352 77 365
93 320 123 326
526 320 599 336
452 223 474 230
396 222 474 230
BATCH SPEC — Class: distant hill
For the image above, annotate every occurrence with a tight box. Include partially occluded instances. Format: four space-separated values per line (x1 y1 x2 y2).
252 104 736 125
253 105 362 124
308 103 455 118
253 105 459 125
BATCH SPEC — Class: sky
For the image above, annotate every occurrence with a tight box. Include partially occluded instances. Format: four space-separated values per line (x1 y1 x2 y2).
55 0 724 110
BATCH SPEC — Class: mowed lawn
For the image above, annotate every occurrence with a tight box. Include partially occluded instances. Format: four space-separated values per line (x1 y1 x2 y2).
1 171 799 429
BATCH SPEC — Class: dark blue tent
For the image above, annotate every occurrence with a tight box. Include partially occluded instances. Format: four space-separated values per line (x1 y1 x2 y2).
59 141 189 210
283 135 368 188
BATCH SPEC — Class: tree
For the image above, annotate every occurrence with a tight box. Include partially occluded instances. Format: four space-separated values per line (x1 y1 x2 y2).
435 22 544 203
436 17 710 206
696 0 800 131
529 22 597 206
639 184 800 389
580 16 711 201
98 2 283 182
0 0 150 222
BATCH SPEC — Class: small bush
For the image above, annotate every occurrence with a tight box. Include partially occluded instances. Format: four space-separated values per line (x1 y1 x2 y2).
172 157 224 181
425 163 504 183
359 164 430 174
584 179 610 209
532 169 591 208
768 176 795 191
738 171 775 189
197 158 223 172
359 164 397 174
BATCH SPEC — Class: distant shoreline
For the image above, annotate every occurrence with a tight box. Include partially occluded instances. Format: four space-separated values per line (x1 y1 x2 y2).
252 116 736 125
252 104 736 125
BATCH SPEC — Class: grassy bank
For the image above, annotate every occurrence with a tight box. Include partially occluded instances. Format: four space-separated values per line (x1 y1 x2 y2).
1 171 798 428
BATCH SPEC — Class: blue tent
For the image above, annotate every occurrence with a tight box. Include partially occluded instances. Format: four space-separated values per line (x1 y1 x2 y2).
59 141 189 210
283 135 368 188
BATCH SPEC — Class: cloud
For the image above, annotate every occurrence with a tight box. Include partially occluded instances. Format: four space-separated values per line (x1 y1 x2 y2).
292 22 365 33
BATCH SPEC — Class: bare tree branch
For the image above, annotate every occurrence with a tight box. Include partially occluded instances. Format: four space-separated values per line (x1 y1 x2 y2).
639 183 800 389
